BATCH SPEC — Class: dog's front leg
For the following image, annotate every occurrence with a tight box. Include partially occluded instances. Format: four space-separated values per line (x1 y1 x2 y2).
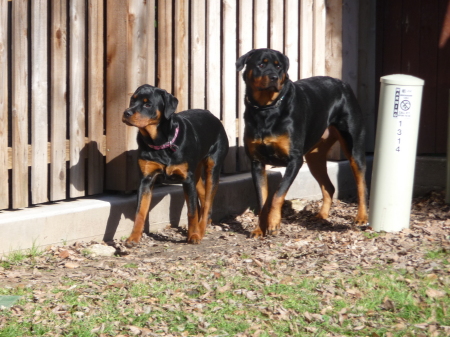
266 158 303 236
183 178 202 244
250 161 269 238
126 174 159 246
126 160 163 246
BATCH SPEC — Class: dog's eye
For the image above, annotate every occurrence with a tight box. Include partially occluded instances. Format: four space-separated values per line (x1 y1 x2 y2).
276 64 282 69
143 103 151 108
258 63 266 68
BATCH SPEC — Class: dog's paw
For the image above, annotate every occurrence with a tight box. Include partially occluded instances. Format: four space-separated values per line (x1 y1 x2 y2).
250 228 265 238
125 235 141 248
354 214 369 225
187 234 202 244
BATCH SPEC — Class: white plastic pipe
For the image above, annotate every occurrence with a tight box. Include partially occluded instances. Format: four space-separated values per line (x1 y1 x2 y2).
369 74 424 232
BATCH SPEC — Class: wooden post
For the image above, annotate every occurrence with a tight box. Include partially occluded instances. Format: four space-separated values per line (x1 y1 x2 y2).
106 0 156 192
313 0 326 76
222 0 237 173
174 0 189 111
157 0 173 93
237 0 252 172
300 0 313 79
269 0 284 52
206 0 221 118
285 0 299 81
31 0 48 204
88 0 105 195
254 0 268 48
190 0 206 109
69 0 86 198
50 0 68 201
12 0 29 208
0 0 9 209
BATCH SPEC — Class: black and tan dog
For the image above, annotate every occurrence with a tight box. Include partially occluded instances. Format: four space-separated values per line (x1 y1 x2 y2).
122 85 229 244
236 48 368 238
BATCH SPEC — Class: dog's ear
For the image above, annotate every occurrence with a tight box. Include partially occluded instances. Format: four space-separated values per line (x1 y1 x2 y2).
236 49 255 71
160 89 178 119
281 52 290 73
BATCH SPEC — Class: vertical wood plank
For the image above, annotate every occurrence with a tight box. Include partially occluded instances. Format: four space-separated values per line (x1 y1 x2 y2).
174 0 189 111
126 0 148 191
238 0 252 171
0 0 8 209
146 0 156 86
69 0 86 197
269 0 283 52
325 0 344 160
417 0 439 153
50 0 67 201
191 0 206 109
300 0 313 78
31 0 48 204
357 0 376 151
157 0 173 93
342 0 358 90
87 0 104 195
254 0 268 48
436 0 450 153
284 0 299 81
326 0 343 79
222 0 237 173
106 0 129 191
206 0 221 117
313 0 326 76
11 0 29 208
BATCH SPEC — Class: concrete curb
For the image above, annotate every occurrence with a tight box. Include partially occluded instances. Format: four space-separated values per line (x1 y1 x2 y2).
1 156 443 255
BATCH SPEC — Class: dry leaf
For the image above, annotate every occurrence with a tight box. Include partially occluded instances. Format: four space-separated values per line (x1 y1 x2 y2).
426 288 446 299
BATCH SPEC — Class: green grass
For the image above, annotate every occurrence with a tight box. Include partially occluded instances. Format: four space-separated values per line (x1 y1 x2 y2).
1 265 449 336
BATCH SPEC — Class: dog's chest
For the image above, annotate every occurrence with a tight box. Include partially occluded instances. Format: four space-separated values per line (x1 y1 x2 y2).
245 132 290 166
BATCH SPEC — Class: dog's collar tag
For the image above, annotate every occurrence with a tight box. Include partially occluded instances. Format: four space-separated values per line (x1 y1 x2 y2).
147 126 179 152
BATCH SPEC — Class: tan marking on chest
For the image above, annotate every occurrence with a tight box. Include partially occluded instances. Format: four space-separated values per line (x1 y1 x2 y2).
166 162 189 180
138 159 164 176
246 134 290 158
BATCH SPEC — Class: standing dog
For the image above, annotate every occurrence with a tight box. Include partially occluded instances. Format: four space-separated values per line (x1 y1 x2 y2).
122 85 229 244
236 48 368 238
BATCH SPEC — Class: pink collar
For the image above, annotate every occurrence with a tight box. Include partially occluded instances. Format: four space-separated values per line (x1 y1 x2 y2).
147 127 179 152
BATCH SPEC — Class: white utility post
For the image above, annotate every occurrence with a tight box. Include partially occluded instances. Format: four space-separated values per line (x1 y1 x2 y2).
369 74 424 232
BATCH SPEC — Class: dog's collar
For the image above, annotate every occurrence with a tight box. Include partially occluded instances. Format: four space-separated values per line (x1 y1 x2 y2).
245 94 285 110
147 126 179 152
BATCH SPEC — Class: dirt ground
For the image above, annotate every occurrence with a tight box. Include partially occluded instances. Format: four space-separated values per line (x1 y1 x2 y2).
1 191 449 288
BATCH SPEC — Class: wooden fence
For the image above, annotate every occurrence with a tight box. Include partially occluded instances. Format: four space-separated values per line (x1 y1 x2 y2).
0 0 359 210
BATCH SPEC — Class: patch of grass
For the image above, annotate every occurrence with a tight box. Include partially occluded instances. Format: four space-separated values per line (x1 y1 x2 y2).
122 263 138 268
425 248 450 260
1 264 449 337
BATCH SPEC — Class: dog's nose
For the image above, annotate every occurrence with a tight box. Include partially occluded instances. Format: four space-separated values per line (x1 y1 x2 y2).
123 109 133 118
270 75 278 81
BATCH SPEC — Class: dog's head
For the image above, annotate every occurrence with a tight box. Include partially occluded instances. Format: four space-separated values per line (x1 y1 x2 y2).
122 84 178 128
236 48 289 92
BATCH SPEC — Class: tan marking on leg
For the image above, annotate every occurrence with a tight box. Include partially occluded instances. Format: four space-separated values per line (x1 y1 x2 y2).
332 126 368 224
127 192 152 244
266 191 288 236
305 127 338 219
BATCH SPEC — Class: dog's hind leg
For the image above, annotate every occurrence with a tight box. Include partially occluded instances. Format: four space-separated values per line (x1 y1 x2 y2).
305 128 339 219
184 177 202 244
335 127 368 225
